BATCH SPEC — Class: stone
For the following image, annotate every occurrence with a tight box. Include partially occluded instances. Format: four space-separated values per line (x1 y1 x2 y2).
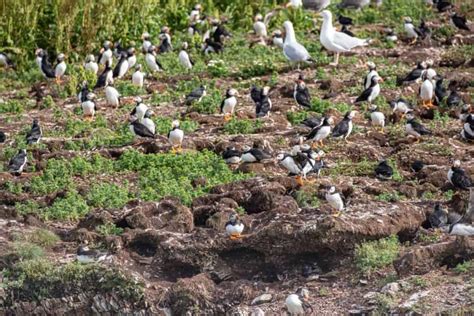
381 282 400 296
251 293 273 305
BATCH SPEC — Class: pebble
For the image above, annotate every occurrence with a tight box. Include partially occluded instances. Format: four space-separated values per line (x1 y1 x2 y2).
251 293 273 305
381 282 400 296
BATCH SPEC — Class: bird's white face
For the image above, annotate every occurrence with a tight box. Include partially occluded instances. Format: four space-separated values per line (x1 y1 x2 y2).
453 160 461 168
276 153 285 161
349 111 357 119
172 120 180 128
228 88 238 96
406 113 415 120
327 116 334 125
367 61 376 69
328 186 336 194
134 96 143 103
255 14 263 21
87 54 95 62
404 17 413 24
263 86 271 95
57 53 65 61
87 93 96 100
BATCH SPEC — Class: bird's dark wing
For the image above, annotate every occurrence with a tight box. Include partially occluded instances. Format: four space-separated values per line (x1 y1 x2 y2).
155 58 164 70
256 98 271 117
355 87 372 103
41 59 56 78
403 68 423 82
26 124 41 144
133 122 155 138
220 98 225 113
9 153 26 170
250 86 262 104
296 87 311 108
112 59 122 78
294 152 309 170
412 121 432 135
306 125 322 140
447 92 462 107
453 170 472 190
302 117 322 128
94 70 107 89
375 163 393 178
332 119 348 137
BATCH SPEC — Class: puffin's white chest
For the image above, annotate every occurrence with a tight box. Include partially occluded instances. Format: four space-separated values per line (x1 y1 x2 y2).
169 129 184 145
254 21 267 37
105 87 120 106
346 121 353 138
132 71 144 87
285 294 304 314
142 41 151 53
420 80 434 100
85 61 98 74
447 168 454 184
281 156 301 175
273 37 284 48
369 84 380 102
395 102 409 114
135 104 148 121
371 112 385 127
82 100 95 115
222 97 237 114
314 126 331 141
117 59 129 78
100 49 113 65
463 122 474 136
226 223 244 235
179 50 192 69
142 118 156 135
405 123 420 137
105 71 114 86
326 192 344 210
146 53 160 72
127 55 136 69
405 23 418 38
55 61 66 77
450 224 474 236
365 70 379 89
241 152 257 163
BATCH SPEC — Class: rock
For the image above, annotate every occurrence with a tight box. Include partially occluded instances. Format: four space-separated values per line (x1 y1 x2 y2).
237 163 265 174
381 282 400 296
125 211 150 229
77 211 113 230
206 209 235 230
251 293 273 305
398 184 417 198
425 170 447 188
363 292 378 300
400 290 430 309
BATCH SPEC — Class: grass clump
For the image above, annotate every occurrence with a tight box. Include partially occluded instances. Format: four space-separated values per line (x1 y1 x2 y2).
223 118 262 134
96 223 124 237
377 191 403 202
153 117 198 135
329 159 377 177
0 99 25 113
12 242 44 261
86 182 131 209
42 190 90 221
355 235 400 275
454 261 473 274
24 229 60 248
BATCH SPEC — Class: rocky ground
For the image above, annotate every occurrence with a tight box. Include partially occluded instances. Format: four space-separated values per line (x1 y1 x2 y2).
0 9 474 315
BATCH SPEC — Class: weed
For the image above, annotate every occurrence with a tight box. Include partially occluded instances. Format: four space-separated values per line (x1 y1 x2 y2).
25 229 60 248
223 118 262 134
287 110 311 125
43 190 90 221
375 293 396 313
295 190 320 208
96 223 124 237
443 190 454 201
355 235 400 275
235 206 246 215
377 191 403 202
454 261 473 274
318 287 330 297
329 159 377 177
12 242 44 261
410 276 428 288
190 89 221 114
86 182 131 209
0 99 25 113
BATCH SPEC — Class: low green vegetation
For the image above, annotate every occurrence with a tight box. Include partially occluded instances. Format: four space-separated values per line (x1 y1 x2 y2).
223 118 262 134
153 117 199 135
295 190 320 208
454 260 473 274
329 159 377 177
355 235 400 275
377 191 404 202
96 223 124 237
86 182 131 209
13 229 60 248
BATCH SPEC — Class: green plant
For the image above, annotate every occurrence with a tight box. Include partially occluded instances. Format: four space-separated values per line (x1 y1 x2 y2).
287 110 311 125
355 235 400 275
410 276 428 288
86 182 131 209
12 242 44 261
377 191 403 202
43 190 90 221
318 287 330 297
223 118 262 134
295 190 320 208
26 229 60 248
454 261 473 274
96 223 124 236
0 99 25 113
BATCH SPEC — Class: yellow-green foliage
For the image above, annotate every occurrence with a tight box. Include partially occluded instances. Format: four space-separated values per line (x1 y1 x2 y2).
355 235 400 275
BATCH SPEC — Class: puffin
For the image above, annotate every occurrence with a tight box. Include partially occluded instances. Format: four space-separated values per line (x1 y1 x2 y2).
211 20 231 44
389 98 413 117
81 92 97 121
26 119 42 144
158 27 173 53
375 160 393 180
306 116 332 148
419 71 435 109
178 42 193 70
105 84 120 108
84 54 98 74
272 30 284 49
397 61 427 86
277 149 313 186
37 50 56 79
451 13 470 31
429 204 448 229
112 52 129 79
241 144 271 163
403 17 422 44
405 113 432 140
446 89 462 108
77 80 89 103
411 160 424 173
448 160 472 191
222 147 242 164
94 60 113 89
461 114 474 141
337 14 353 26
355 76 382 104
141 32 152 54
129 116 155 139
294 77 312 108
188 22 199 36
142 110 156 135
98 40 113 66
444 222 474 236
434 76 447 105
384 28 398 42
145 46 164 73
325 186 344 216
253 14 268 38
185 85 206 105
301 146 325 177
332 111 357 141
189 4 202 24
130 97 148 121
8 149 27 176
301 116 322 129
113 41 126 58
220 88 239 121
225 213 244 240
35 48 44 68
285 288 312 315
418 19 431 40
369 104 386 133
168 120 184 153
434 0 452 12
0 52 14 68
54 53 67 84
77 246 108 263
127 47 137 69
252 86 272 118
364 62 379 90
203 38 224 54
132 64 145 88
0 131 5 143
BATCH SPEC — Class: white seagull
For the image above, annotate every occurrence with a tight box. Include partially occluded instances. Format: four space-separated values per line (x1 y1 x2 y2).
319 10 369 66
283 21 313 68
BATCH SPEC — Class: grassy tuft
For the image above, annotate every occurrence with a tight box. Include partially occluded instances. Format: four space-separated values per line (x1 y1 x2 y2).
355 235 400 275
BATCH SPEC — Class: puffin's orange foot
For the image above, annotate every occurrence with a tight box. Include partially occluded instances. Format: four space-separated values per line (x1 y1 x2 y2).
224 114 232 121
295 176 304 187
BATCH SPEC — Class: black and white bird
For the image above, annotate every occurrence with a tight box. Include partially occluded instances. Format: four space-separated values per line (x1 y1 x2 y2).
301 146 325 177
222 147 241 164
76 246 108 263
285 288 312 315
332 111 356 141
0 52 14 68
461 114 474 141
145 46 164 73
241 144 271 163
158 28 173 53
178 42 193 70
429 204 448 229
434 0 452 12
84 54 98 75
384 28 398 42
252 86 272 118
225 213 244 240
419 71 435 109
364 62 379 90
141 32 152 54
8 149 27 176
301 116 323 129
98 41 113 66
132 64 145 88
294 77 312 108
375 160 393 180
130 97 148 121
306 116 332 147
77 80 89 103
368 104 386 133
411 160 424 173
446 89 462 108
325 186 344 216
81 92 97 121
127 47 137 69
94 60 113 89
129 116 155 139
26 119 42 144
141 110 156 135
272 30 284 49
355 76 382 104
189 3 202 23
277 149 313 186
203 38 224 54
185 85 206 105
434 76 447 105
451 12 470 31
112 52 129 79
403 17 422 44
105 84 120 108
448 160 472 191
397 61 427 86
35 48 44 68
389 98 413 116
220 88 238 121
253 14 268 38
405 113 432 140
211 20 231 44
36 50 56 79
0 131 5 143
54 53 67 84
168 120 184 153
